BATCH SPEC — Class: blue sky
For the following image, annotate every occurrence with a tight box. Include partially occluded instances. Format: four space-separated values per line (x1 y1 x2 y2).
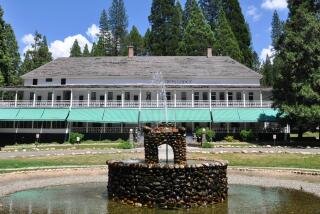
0 0 288 61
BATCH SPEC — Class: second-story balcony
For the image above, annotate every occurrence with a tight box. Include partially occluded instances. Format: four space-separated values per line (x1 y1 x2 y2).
0 100 273 109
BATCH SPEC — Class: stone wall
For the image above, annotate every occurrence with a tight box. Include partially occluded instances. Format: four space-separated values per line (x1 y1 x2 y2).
144 125 187 164
107 161 228 209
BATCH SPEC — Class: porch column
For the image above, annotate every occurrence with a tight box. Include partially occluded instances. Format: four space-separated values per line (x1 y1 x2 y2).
104 91 107 107
209 89 212 111
14 91 18 107
174 90 177 108
121 91 124 108
192 90 194 108
225 90 229 107
243 91 246 107
33 92 36 107
260 90 263 107
139 89 142 110
156 91 159 107
70 90 73 108
51 90 55 107
87 90 90 107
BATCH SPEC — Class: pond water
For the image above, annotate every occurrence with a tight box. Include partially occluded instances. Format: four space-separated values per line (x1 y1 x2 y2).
0 183 319 214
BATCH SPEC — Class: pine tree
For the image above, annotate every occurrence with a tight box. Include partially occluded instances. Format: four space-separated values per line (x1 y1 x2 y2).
261 55 273 86
222 0 254 68
109 0 128 56
214 10 242 62
125 26 144 56
199 0 221 28
271 10 284 49
149 0 181 56
183 3 215 56
183 0 197 28
251 51 260 72
70 39 82 57
91 42 97 56
21 31 53 73
82 44 90 57
97 9 112 56
0 6 10 86
143 28 152 56
176 0 184 39
273 2 320 137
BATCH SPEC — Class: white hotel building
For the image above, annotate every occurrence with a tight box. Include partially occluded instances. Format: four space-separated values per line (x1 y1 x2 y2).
0 47 285 144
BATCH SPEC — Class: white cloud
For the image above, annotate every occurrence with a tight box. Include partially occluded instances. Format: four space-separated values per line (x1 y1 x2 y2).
261 0 287 10
49 34 92 59
86 24 100 42
260 45 275 62
246 6 262 21
21 33 35 54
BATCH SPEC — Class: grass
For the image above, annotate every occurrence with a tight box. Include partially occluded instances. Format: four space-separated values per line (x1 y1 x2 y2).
290 132 319 138
0 152 319 171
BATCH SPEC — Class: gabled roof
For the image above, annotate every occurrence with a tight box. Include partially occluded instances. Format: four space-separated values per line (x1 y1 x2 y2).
21 56 262 80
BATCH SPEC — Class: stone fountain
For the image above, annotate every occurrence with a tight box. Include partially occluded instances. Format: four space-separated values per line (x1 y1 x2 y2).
107 123 228 209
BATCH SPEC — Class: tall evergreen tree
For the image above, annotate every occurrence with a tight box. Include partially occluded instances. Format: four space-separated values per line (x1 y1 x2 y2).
149 0 181 56
271 10 284 48
70 39 82 57
97 9 112 56
214 10 242 62
82 44 90 57
91 42 97 56
199 0 221 28
222 0 254 67
183 0 197 28
125 26 144 56
0 6 20 86
21 32 52 73
176 0 184 39
261 55 273 86
143 28 152 56
182 3 215 56
273 2 320 138
109 0 128 56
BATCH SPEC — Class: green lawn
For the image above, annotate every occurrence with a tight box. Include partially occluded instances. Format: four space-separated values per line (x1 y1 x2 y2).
290 132 319 138
0 153 319 171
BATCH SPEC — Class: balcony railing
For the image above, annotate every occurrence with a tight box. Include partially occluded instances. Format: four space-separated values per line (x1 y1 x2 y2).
0 100 273 108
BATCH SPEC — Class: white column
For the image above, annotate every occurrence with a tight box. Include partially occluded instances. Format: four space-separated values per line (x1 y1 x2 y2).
87 90 90 107
121 91 124 108
51 90 55 107
104 91 107 107
14 91 18 107
260 90 263 107
192 90 194 108
33 92 36 107
156 91 159 108
139 89 142 110
70 90 73 108
226 90 229 107
243 91 246 107
209 89 212 111
174 90 177 108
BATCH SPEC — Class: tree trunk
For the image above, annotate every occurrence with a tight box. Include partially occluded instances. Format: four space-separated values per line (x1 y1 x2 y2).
298 127 303 141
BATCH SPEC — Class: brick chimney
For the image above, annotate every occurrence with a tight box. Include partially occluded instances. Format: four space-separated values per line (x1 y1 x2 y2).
128 46 134 58
207 47 212 57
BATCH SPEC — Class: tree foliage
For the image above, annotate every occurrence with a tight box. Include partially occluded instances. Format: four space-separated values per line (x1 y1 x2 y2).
271 10 284 48
96 9 112 56
183 0 197 28
261 55 273 86
70 39 82 57
82 44 90 57
199 0 221 28
124 26 144 56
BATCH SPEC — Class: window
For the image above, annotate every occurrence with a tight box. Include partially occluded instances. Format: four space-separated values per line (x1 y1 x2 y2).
181 92 187 101
37 96 42 101
108 92 113 101
249 92 254 101
146 92 152 101
48 92 53 101
211 92 216 101
100 95 105 101
219 92 225 100
91 92 96 101
236 92 242 101
29 92 34 101
166 92 171 101
203 92 208 101
134 95 139 101
125 92 130 101
228 92 233 101
61 78 66 85
57 96 61 101
32 79 38 85
194 92 200 101
46 78 53 82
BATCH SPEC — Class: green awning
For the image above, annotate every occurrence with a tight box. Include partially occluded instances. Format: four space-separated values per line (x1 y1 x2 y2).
238 108 265 122
261 109 280 122
140 109 211 123
0 109 20 121
40 109 70 121
103 109 139 124
67 108 105 123
212 109 240 123
15 109 45 121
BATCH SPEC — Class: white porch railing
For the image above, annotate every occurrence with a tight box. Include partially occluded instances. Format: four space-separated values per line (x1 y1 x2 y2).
71 127 132 133
0 100 273 108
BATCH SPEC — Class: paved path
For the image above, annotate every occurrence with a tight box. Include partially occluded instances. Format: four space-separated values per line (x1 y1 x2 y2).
0 146 320 159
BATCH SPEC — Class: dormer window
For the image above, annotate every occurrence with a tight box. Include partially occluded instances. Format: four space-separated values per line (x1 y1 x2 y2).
46 78 53 82
61 78 66 85
32 79 38 85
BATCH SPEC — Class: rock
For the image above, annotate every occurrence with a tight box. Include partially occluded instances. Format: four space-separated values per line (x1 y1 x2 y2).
134 203 142 207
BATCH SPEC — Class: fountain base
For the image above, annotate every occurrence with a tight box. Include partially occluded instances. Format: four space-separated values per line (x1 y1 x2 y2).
107 160 228 209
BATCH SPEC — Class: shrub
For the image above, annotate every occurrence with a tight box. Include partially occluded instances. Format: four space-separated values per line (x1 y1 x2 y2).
69 132 84 144
195 128 216 142
240 129 254 142
117 141 133 149
202 142 214 148
224 135 235 142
